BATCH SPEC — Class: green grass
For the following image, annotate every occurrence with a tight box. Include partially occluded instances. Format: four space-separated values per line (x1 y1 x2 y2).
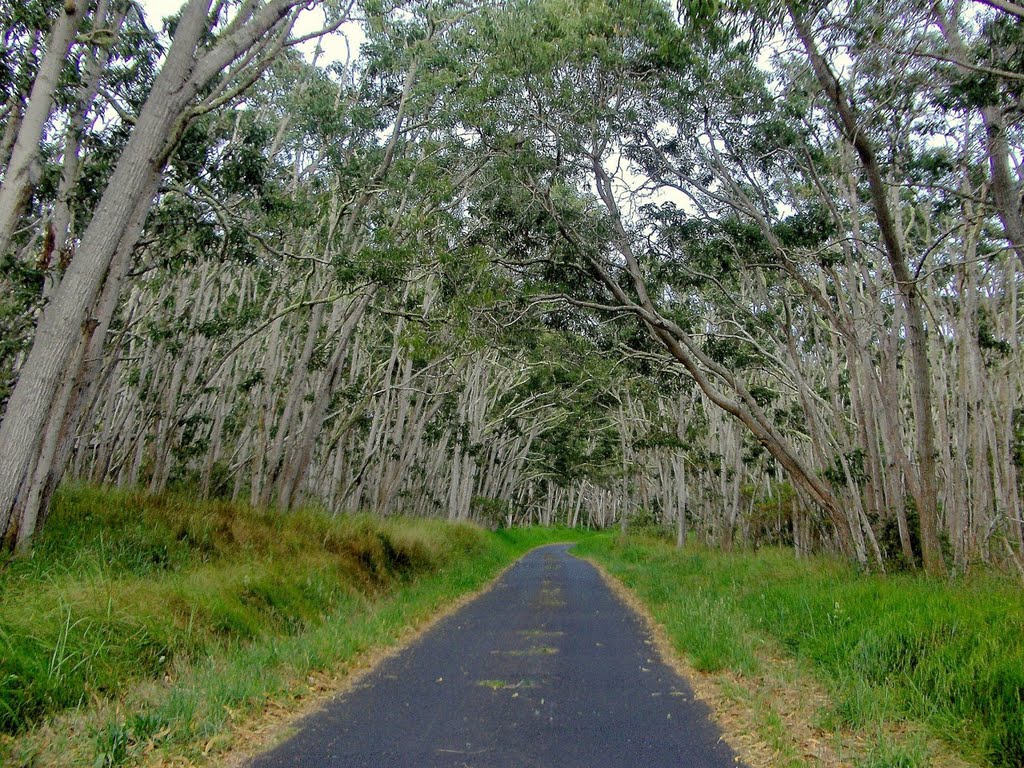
576 536 1024 768
0 485 581 767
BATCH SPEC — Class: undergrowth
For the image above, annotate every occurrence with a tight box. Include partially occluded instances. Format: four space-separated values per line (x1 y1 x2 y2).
577 536 1024 768
0 484 575 767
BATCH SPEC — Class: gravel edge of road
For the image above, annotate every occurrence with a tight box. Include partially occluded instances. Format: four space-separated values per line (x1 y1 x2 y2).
580 555 796 768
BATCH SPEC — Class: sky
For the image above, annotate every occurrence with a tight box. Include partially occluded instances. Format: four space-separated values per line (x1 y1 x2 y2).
136 0 365 67
137 0 184 23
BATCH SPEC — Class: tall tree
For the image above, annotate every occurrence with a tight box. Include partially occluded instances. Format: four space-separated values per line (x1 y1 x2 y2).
0 0 344 548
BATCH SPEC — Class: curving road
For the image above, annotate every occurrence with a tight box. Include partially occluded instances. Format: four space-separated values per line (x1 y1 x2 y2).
249 544 744 768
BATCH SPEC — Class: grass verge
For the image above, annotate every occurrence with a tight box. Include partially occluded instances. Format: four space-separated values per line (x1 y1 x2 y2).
576 535 1022 768
0 484 579 767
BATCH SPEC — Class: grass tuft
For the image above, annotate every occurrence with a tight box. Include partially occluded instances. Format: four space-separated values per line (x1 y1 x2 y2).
576 536 1024 768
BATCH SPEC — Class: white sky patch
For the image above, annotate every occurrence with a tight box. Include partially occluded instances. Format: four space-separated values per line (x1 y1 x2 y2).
136 0 365 68
292 12 366 69
601 141 692 221
137 0 185 25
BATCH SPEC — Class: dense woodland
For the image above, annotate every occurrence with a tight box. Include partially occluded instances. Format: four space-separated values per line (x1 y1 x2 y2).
1 0 1022 577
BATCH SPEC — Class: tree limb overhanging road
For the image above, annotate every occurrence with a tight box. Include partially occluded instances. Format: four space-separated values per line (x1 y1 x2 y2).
248 544 745 768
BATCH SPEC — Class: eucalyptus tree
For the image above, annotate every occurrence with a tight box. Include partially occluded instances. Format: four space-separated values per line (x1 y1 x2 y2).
929 0 1024 267
4 0 1021 573
449 0 1024 572
652 0 1023 571
1 0 158 407
0 0 355 549
0 0 88 258
457 0 873 559
772 2 943 574
60 2 551 524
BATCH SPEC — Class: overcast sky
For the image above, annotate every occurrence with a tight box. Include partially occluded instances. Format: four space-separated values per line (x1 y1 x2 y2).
136 0 364 67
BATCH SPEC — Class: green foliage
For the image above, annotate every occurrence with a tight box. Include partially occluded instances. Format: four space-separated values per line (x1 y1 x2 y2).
824 448 868 491
876 500 922 572
626 504 674 540
1013 409 1024 473
744 479 798 547
471 496 512 529
0 255 46 408
774 205 835 250
579 537 1024 767
978 308 1013 359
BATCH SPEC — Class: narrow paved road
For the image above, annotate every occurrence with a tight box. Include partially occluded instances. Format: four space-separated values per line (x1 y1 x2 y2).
249 544 744 768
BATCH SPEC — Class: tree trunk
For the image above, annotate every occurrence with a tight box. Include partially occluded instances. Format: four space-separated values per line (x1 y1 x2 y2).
791 8 945 576
0 0 86 257
577 158 857 557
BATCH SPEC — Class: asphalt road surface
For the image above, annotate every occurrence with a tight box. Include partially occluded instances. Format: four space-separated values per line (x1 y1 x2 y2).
249 544 745 768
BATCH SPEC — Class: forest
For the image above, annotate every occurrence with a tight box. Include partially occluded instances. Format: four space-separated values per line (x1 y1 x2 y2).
2 0 1023 577
2 0 1024 765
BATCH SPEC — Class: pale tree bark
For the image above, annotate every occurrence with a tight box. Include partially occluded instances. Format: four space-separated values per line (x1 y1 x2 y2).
675 456 687 548
14 190 152 550
276 288 375 510
257 298 326 506
45 0 129 285
0 0 87 258
790 8 946 575
797 136 920 564
693 117 890 564
933 1 1024 269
